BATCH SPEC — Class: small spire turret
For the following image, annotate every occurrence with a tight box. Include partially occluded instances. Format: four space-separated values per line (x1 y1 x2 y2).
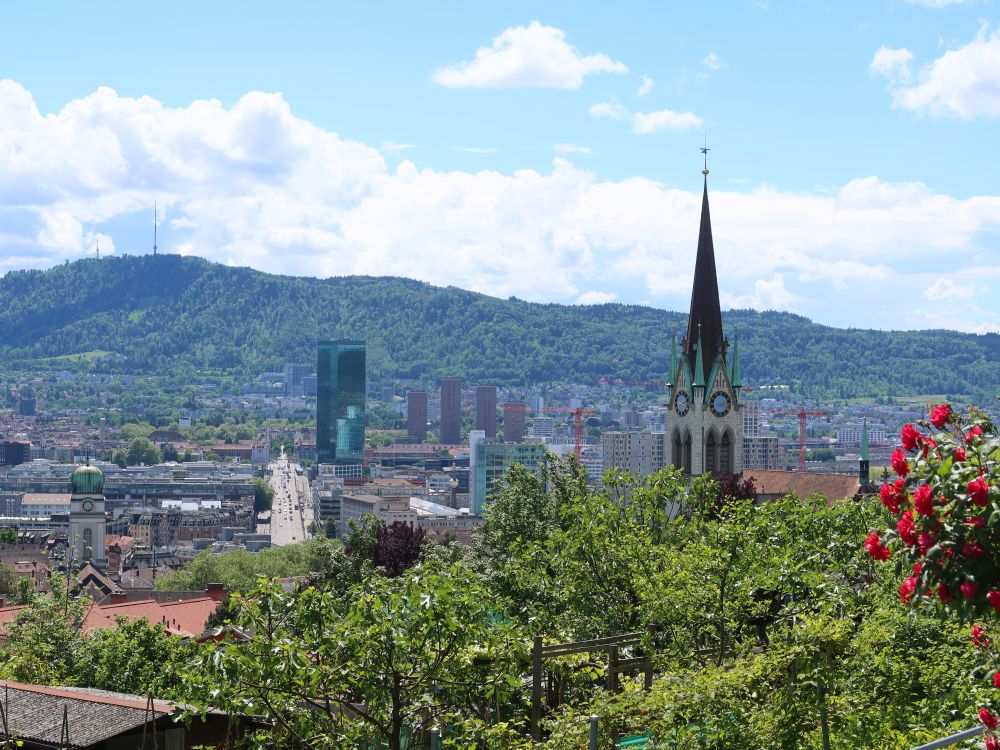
730 334 741 388
693 323 705 388
669 333 677 387
859 417 871 487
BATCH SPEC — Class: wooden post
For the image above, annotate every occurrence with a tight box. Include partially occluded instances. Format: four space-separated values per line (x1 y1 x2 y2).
607 645 619 693
531 635 543 742
819 643 832 750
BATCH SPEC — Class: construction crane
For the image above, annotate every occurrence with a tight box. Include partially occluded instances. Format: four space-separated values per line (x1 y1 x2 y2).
772 407 829 471
505 404 594 459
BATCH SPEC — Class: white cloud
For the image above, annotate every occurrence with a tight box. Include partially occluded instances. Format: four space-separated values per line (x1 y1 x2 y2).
553 143 593 155
637 75 654 96
906 0 971 7
588 100 629 121
431 21 627 89
575 290 618 305
590 100 704 134
923 276 975 300
4 80 1000 330
722 275 797 311
702 53 725 72
380 140 415 155
631 109 704 134
869 46 913 82
872 27 1000 118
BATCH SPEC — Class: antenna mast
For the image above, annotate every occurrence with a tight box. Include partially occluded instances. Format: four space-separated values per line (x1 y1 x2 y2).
153 202 158 255
95 238 100 261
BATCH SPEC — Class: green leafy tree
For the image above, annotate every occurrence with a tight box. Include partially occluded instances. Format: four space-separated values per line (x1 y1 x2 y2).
126 436 160 466
252 476 274 513
155 537 337 595
177 561 525 750
160 442 180 462
0 591 87 685
76 617 187 696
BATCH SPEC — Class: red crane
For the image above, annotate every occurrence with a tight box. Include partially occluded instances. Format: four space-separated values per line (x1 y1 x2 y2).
772 407 829 471
505 404 594 459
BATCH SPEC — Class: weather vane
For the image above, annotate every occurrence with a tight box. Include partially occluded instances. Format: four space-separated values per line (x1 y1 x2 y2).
701 133 710 175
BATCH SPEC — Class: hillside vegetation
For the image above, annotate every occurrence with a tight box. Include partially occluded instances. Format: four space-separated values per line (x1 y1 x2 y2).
1 254 998 400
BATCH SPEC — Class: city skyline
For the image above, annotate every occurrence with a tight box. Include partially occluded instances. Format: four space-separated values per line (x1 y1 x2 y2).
2 2 999 333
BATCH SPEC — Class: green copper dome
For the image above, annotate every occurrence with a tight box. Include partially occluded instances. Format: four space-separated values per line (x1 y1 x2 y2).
71 464 104 495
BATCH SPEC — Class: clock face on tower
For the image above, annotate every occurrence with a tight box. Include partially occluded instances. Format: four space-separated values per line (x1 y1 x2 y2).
673 390 690 416
82 500 94 512
710 391 732 417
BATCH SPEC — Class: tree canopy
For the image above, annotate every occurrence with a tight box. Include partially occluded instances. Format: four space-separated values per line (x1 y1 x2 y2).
2 254 998 400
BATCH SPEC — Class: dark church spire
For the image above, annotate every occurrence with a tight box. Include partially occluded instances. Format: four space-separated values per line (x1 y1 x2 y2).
684 157 725 373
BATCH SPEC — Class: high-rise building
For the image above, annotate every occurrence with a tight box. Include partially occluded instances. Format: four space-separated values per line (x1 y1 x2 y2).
0 441 30 467
440 378 462 444
283 363 312 396
529 417 554 440
316 341 366 464
475 386 497 439
666 161 744 475
407 390 428 442
503 402 526 443
743 436 780 470
470 440 545 515
602 432 671 477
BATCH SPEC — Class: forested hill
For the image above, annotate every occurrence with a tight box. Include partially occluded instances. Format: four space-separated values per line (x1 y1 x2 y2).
1 254 998 400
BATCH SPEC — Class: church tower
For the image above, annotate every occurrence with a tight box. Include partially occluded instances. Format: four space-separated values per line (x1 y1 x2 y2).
68 464 107 569
667 156 744 476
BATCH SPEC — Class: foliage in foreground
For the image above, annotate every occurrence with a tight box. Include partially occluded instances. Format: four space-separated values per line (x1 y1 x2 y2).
0 457 987 748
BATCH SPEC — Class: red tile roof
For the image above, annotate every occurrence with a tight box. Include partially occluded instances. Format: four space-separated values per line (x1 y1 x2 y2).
0 594 224 639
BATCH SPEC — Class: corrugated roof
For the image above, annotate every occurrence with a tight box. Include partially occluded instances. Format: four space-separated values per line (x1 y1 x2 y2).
0 680 169 747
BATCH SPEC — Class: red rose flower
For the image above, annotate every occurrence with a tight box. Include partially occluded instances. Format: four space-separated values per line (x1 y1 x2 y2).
967 426 984 443
963 542 986 558
918 532 937 555
938 583 954 604
913 562 923 576
901 423 921 451
987 734 1000 750
994 673 1000 689
970 477 990 507
962 582 979 599
921 437 937 458
913 484 934 517
880 483 901 514
930 404 951 429
891 448 909 477
898 511 918 546
956 447 967 462
969 517 986 528
973 625 988 648
989 591 1000 613
899 577 917 604
864 531 891 561
980 708 999 730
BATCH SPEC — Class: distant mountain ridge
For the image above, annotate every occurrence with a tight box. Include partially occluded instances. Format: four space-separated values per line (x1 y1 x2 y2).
1 254 998 401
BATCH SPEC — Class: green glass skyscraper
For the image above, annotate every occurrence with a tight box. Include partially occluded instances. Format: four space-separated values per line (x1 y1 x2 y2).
317 340 366 464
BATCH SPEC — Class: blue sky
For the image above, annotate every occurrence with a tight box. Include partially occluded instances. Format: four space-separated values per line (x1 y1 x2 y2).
1 1 999 331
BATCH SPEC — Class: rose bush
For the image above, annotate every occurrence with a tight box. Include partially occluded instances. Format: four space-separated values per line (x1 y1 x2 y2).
867 404 1000 739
